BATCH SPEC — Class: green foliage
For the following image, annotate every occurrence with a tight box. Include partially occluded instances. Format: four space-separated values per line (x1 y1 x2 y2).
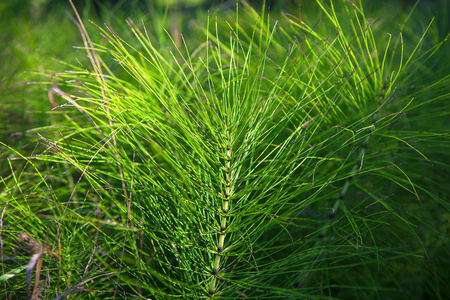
1 0 448 299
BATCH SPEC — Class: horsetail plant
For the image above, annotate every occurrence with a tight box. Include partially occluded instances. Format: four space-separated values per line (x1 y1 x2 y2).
1 0 448 299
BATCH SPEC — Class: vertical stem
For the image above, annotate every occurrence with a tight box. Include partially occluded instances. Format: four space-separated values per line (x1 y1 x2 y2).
209 141 233 296
323 86 387 231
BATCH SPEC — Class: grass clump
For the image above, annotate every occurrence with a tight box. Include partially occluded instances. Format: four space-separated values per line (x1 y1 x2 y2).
1 0 449 299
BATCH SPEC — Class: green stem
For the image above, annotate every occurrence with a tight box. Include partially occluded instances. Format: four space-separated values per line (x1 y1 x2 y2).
209 142 232 296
